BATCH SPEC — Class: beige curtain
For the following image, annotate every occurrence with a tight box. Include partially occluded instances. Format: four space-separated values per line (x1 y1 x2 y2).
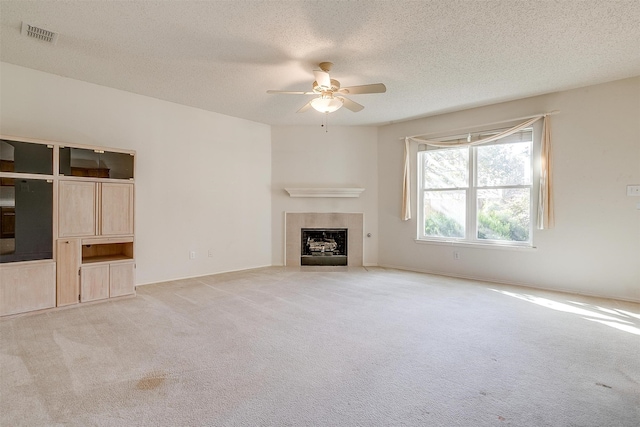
403 114 555 229
537 116 554 229
402 138 411 220
406 116 541 147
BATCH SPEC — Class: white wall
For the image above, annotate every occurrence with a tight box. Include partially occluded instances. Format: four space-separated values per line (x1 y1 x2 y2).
0 62 272 285
2 62 637 301
378 77 640 302
271 125 378 266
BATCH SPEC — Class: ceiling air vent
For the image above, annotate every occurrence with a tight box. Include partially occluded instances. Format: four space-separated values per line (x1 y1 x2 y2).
21 22 58 45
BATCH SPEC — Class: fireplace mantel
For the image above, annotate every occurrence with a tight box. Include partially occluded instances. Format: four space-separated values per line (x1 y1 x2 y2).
284 188 365 198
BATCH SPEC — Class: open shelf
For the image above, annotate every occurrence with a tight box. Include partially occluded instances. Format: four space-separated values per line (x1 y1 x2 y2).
81 254 133 264
81 241 133 265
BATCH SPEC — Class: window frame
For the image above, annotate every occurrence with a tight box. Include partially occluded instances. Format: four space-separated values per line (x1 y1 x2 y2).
417 127 537 248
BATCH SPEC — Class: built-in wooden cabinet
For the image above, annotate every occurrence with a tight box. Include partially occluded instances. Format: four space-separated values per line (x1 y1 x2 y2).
81 237 134 263
100 183 134 236
80 261 135 302
58 181 133 238
56 238 80 306
0 135 136 316
56 179 135 308
109 262 135 297
58 181 97 238
80 260 134 302
0 261 56 316
80 238 135 299
80 264 110 302
57 237 135 305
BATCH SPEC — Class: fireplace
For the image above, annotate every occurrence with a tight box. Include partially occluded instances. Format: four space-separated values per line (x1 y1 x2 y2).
301 228 348 266
285 213 363 267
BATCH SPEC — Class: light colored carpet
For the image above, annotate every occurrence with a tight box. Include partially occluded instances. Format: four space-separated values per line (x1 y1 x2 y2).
1 267 639 426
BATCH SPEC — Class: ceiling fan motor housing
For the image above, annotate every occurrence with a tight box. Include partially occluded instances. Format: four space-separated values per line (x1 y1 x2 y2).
318 62 333 72
313 79 341 93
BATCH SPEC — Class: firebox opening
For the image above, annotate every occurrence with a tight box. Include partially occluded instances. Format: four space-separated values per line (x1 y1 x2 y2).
301 228 348 266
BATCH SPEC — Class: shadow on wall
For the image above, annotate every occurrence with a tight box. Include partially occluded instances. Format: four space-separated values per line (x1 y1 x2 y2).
490 289 640 336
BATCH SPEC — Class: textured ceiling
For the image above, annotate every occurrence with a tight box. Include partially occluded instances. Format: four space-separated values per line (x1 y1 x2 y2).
1 1 639 126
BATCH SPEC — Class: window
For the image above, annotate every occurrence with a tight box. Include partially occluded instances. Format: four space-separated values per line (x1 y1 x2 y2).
418 129 533 246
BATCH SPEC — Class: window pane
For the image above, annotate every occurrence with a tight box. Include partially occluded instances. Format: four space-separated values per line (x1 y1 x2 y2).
477 142 531 187
423 190 465 238
423 148 468 189
477 188 530 242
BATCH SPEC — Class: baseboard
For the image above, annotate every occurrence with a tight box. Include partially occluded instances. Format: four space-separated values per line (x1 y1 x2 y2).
134 262 639 304
135 264 274 288
377 263 640 304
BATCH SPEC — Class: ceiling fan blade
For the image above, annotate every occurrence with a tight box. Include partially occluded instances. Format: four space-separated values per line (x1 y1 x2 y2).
313 70 331 89
339 97 364 112
338 83 386 95
297 101 313 113
267 90 315 95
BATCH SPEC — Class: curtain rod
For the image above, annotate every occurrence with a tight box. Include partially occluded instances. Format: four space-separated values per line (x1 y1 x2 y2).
401 110 560 140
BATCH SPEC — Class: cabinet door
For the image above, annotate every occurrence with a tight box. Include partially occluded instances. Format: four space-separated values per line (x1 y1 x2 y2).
59 181 97 237
109 262 135 298
56 239 80 306
0 262 56 316
100 183 133 236
80 264 109 302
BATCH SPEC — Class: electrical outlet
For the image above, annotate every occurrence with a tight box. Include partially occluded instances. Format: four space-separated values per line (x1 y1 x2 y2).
453 250 461 260
189 251 196 260
627 185 640 196
208 249 213 258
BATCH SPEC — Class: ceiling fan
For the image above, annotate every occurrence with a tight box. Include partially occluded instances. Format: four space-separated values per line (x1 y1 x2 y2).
267 62 386 114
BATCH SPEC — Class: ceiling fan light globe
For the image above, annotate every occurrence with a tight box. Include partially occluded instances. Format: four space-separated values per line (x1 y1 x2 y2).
310 96 343 113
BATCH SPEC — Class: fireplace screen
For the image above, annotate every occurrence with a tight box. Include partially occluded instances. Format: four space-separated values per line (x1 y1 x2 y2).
301 228 347 266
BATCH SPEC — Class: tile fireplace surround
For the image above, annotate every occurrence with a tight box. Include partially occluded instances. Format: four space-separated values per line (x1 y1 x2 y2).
285 213 364 266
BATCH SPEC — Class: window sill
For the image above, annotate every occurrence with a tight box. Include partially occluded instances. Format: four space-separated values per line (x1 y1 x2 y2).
414 239 537 252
